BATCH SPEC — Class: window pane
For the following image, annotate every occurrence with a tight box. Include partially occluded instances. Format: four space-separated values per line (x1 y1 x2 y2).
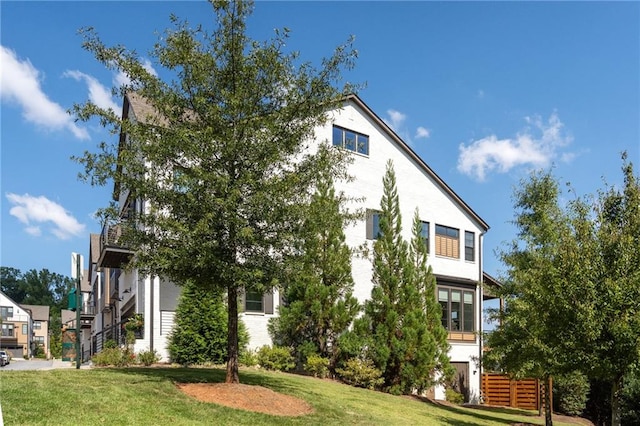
439 289 449 330
420 221 429 251
332 126 343 147
23 324 28 335
245 290 263 312
451 290 461 331
372 213 381 239
344 131 356 151
357 134 369 155
465 231 474 261
464 292 474 332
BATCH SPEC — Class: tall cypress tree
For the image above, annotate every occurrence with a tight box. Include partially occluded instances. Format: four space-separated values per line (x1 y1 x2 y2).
269 171 359 371
362 160 450 394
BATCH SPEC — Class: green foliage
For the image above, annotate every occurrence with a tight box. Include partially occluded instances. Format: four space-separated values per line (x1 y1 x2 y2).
269 173 359 372
446 388 464 405
103 339 117 349
336 358 384 390
92 347 131 367
137 349 161 366
621 365 640 425
486 154 640 426
358 161 451 395
305 354 330 378
239 349 258 367
553 371 589 416
169 282 248 366
32 345 46 359
72 0 357 383
256 345 295 372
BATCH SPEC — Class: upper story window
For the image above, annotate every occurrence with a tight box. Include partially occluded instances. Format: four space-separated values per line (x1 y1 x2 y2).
465 231 475 262
438 287 474 332
22 324 28 335
33 321 42 330
0 306 13 320
1 323 14 337
435 225 459 258
366 210 382 240
243 290 274 314
333 125 369 155
421 221 430 253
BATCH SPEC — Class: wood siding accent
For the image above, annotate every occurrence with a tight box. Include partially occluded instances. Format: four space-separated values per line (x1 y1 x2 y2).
447 332 476 342
482 373 540 411
435 234 459 258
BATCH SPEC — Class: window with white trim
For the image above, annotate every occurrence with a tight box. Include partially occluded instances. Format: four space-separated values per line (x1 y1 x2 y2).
465 231 475 262
366 210 382 240
333 125 369 155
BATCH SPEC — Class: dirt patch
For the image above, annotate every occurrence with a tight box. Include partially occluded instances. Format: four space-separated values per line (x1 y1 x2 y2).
176 382 314 417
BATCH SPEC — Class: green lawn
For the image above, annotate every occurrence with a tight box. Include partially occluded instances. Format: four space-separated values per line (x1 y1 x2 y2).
0 367 575 425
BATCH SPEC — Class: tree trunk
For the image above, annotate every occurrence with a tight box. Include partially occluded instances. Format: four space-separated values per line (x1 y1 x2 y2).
544 375 553 426
226 285 240 384
611 376 622 426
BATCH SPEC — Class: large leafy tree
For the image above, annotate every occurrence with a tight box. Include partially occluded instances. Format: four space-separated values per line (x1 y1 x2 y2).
360 161 450 394
72 0 356 383
268 172 360 372
486 156 639 426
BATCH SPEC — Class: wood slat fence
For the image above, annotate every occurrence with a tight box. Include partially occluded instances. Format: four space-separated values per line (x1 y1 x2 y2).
482 373 540 410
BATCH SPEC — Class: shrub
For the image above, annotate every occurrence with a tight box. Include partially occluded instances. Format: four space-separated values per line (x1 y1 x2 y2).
445 388 464 405
553 371 589 416
256 345 294 371
103 340 117 349
137 349 161 366
239 349 258 367
305 354 330 378
621 366 640 425
92 347 128 367
336 358 384 390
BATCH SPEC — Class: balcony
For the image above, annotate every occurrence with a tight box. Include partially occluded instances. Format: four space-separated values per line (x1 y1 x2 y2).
97 224 133 268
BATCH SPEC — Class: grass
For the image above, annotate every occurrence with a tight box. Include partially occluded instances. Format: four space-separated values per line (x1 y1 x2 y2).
0 366 576 425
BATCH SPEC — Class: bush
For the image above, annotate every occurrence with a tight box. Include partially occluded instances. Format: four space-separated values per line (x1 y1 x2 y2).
305 354 330 378
103 339 117 349
256 345 294 371
621 366 640 425
137 349 161 366
92 347 129 367
239 349 258 367
553 371 589 416
336 358 384 390
446 388 464 405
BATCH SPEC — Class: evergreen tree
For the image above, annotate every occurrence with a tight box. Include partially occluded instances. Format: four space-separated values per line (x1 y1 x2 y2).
268 173 359 371
72 0 356 383
361 161 449 394
169 281 248 365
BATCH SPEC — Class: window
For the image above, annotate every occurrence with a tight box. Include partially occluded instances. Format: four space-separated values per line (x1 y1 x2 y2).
465 231 475 261
245 290 263 312
243 290 274 314
22 324 28 335
366 210 382 240
35 336 45 345
421 221 430 253
33 321 42 330
333 125 369 155
1 323 14 337
438 287 474 332
435 225 459 258
0 306 13 320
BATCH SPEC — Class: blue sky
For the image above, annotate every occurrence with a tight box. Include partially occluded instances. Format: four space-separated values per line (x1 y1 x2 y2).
1 1 639 282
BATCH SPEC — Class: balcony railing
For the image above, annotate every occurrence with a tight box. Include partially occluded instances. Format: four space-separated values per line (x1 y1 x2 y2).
97 223 134 268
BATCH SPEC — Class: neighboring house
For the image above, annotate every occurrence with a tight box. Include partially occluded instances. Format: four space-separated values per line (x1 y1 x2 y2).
0 290 32 359
21 304 50 359
87 92 497 402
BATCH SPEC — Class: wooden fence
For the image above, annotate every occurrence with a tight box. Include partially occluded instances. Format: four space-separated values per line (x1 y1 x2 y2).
482 373 540 410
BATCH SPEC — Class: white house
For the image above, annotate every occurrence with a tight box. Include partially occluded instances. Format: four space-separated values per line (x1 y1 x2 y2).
0 290 32 359
89 93 493 402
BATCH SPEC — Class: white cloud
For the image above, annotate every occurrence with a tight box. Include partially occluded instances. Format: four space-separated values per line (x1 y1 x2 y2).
0 45 90 140
6 193 86 240
383 109 431 146
457 112 573 181
415 126 431 139
63 70 119 112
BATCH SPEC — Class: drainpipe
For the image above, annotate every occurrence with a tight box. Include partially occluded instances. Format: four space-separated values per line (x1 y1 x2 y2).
478 232 485 403
149 275 154 352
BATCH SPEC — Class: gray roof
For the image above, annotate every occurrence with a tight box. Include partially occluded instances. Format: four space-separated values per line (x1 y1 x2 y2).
61 309 75 325
21 304 50 322
90 233 100 264
82 269 91 292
